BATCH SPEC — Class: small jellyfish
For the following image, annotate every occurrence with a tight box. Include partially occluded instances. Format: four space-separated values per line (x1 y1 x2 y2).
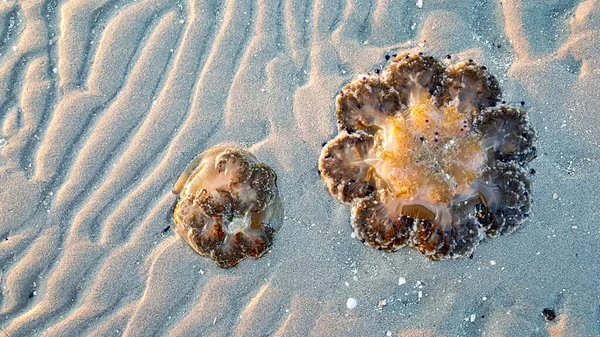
319 52 536 260
172 145 283 268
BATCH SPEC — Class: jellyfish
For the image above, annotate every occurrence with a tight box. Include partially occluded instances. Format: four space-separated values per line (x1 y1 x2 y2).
172 146 283 268
319 53 536 259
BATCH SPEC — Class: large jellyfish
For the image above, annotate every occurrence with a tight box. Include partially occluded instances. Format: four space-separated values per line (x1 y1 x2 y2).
319 52 536 259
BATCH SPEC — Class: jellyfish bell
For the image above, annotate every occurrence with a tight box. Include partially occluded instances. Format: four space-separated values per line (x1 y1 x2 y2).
319 52 536 259
172 145 283 268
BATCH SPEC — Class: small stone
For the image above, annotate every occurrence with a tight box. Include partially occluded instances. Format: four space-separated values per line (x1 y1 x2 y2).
552 193 558 200
416 0 423 8
542 308 556 321
398 277 406 286
346 297 357 309
378 299 387 308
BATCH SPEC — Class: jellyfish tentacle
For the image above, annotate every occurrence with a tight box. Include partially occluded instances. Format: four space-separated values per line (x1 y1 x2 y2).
442 61 502 116
473 106 537 165
383 52 447 106
336 76 404 134
476 161 532 237
351 198 412 251
319 132 383 204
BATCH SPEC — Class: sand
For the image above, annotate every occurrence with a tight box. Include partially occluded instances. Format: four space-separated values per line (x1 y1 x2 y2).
0 0 599 336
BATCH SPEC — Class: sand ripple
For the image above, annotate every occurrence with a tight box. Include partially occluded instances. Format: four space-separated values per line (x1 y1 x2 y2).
1 0 599 336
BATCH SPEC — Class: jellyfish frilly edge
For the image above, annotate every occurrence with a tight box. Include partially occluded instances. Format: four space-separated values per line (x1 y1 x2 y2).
319 52 536 260
172 146 283 268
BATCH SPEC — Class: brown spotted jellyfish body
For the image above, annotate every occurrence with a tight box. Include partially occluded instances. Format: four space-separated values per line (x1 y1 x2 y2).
173 146 283 268
319 53 536 259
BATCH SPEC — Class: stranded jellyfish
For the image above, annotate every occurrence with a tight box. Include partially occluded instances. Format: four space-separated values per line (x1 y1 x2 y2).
319 53 536 259
172 146 283 268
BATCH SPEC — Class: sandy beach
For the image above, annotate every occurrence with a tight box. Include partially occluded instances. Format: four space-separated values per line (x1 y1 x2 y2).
1 0 599 336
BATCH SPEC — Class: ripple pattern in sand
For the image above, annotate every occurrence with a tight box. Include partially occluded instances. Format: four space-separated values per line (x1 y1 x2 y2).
1 0 599 336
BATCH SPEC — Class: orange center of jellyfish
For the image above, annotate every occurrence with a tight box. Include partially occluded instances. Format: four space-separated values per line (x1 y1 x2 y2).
371 99 486 219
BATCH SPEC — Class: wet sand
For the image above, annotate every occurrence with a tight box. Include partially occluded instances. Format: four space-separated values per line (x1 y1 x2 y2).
1 0 599 336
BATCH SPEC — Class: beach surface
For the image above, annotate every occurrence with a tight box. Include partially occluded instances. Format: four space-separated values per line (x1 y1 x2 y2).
1 0 599 336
